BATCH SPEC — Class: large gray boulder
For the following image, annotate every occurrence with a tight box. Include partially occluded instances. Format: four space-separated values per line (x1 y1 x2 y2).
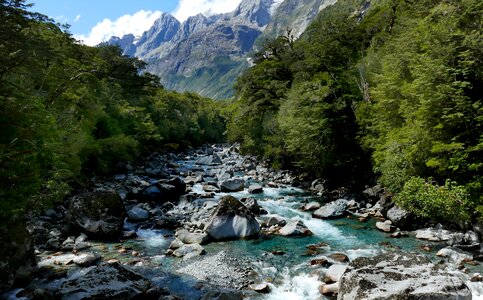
278 220 312 237
313 199 349 219
127 206 150 221
386 205 412 228
66 192 125 240
205 196 260 240
195 154 222 165
176 229 210 245
137 177 186 203
56 262 151 299
338 252 472 300
219 178 245 192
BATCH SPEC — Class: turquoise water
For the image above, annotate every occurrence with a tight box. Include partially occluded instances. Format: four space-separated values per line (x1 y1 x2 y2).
6 155 479 300
128 179 473 299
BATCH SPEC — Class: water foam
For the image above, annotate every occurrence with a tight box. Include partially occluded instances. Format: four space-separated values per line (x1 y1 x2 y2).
136 229 171 249
265 270 321 300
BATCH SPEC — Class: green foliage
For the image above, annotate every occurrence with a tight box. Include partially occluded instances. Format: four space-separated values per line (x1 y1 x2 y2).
0 1 225 223
226 0 482 223
395 177 471 223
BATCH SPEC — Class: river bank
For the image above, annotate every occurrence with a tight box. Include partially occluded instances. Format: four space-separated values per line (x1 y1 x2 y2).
2 144 483 299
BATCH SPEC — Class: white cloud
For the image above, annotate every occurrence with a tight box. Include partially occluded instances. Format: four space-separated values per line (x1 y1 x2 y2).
54 15 69 23
74 15 81 22
74 10 162 46
172 0 242 22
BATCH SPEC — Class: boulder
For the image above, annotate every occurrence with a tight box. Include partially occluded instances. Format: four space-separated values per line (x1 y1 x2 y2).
386 205 412 228
73 252 101 267
278 220 312 237
328 253 349 263
66 192 125 240
219 178 245 192
173 244 206 258
249 283 270 294
137 177 186 203
248 184 263 194
376 220 395 233
338 252 472 300
303 201 321 211
362 185 384 203
176 229 210 245
56 262 150 299
195 154 222 165
436 247 473 264
264 216 286 227
127 207 150 221
0 221 36 291
203 185 219 193
205 196 260 240
240 198 261 215
324 264 348 283
320 282 339 296
415 225 470 245
313 199 349 219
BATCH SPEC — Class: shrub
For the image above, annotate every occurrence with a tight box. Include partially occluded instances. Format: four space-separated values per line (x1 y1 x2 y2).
395 177 471 223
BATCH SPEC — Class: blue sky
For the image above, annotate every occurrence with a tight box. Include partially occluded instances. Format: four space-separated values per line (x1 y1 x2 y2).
29 0 242 45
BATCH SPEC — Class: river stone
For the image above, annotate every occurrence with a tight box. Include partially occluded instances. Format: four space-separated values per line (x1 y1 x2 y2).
195 154 222 165
264 216 286 227
386 205 412 228
362 185 384 203
324 264 348 283
415 225 465 244
205 196 260 240
173 244 206 257
313 199 349 219
320 282 339 296
219 178 245 192
436 247 473 264
303 201 321 211
338 252 472 300
376 220 395 232
240 198 261 215
248 184 263 194
249 283 270 293
73 252 101 267
66 192 125 240
203 185 219 193
127 207 150 221
278 220 312 237
137 177 186 203
176 229 210 245
56 262 150 299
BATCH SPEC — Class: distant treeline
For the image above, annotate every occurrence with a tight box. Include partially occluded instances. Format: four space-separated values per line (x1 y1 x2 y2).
0 0 225 222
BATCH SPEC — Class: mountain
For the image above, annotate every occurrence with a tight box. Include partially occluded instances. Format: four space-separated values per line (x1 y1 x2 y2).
108 0 336 99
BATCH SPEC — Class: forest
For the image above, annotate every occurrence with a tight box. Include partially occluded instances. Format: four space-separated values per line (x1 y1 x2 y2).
0 0 225 224
1 0 482 228
225 0 482 225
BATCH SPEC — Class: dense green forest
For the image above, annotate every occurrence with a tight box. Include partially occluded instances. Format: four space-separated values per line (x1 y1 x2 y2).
226 0 482 224
0 0 225 223
1 0 482 227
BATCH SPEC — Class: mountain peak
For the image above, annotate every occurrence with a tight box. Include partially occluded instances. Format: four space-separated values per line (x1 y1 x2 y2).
231 0 275 27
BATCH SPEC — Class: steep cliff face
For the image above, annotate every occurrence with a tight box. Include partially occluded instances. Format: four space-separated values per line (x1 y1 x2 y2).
135 13 180 58
108 0 335 99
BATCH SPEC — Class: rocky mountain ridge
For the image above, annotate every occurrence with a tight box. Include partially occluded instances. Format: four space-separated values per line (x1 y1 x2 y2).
107 0 336 99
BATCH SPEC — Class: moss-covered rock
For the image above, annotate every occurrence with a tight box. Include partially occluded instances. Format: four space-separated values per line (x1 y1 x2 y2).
66 192 125 240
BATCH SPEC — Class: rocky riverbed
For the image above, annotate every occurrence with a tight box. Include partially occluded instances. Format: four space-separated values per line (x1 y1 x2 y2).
2 144 483 299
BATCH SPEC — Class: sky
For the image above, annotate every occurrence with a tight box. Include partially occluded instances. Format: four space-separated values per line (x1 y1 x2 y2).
30 0 242 46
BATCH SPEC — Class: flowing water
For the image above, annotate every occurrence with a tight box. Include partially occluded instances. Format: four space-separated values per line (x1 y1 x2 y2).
4 152 483 300
124 156 483 299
